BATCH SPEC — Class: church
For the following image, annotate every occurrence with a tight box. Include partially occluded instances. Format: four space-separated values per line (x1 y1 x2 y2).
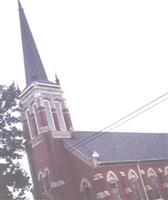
18 1 168 199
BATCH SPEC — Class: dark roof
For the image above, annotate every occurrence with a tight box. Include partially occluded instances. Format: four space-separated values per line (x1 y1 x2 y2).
63 131 168 163
18 0 51 86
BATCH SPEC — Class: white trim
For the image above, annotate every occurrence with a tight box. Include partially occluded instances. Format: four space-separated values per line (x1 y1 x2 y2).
25 109 34 140
148 168 162 199
93 173 104 181
44 168 51 190
33 103 40 135
80 178 92 192
148 168 157 177
45 168 50 175
107 171 121 200
128 169 143 200
25 106 39 139
120 171 126 176
38 171 44 180
51 180 65 188
54 101 66 131
20 84 63 106
31 139 42 148
128 169 139 179
52 130 71 138
38 171 45 194
164 166 168 176
45 168 51 182
20 81 60 99
107 170 118 182
44 100 56 130
97 191 111 199
137 162 149 200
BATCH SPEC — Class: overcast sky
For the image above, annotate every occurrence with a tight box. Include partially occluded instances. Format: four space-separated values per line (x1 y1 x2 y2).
1 0 168 133
1 1 168 199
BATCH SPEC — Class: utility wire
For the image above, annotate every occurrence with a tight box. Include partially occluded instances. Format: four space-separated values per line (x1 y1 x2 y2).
61 91 168 153
78 97 167 147
38 91 168 168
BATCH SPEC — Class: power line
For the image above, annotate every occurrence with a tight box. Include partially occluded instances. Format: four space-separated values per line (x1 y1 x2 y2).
58 91 168 153
38 91 168 168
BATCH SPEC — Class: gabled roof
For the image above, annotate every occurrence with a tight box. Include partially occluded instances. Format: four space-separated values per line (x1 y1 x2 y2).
63 131 168 163
18 0 51 86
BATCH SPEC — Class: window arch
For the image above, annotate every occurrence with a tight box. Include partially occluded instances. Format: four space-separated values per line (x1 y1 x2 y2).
54 101 66 131
26 107 38 139
44 100 55 130
128 169 142 200
165 166 168 181
148 168 161 199
38 172 45 193
25 109 32 139
164 166 168 199
33 103 40 134
107 171 121 200
80 178 92 200
44 168 51 190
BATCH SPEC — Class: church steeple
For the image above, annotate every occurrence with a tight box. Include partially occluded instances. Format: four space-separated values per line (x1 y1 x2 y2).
18 0 49 86
19 0 73 143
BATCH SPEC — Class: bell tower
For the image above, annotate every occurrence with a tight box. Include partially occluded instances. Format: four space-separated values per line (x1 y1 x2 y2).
18 1 73 199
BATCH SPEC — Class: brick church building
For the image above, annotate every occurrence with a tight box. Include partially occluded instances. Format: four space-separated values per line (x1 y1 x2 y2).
18 1 168 199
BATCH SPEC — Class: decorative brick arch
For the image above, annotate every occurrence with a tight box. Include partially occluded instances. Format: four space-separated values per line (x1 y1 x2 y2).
128 169 143 200
38 171 45 193
44 168 50 175
44 168 51 190
107 170 118 182
128 169 139 179
148 168 157 177
164 166 168 198
38 171 44 180
147 167 162 199
80 178 92 200
106 171 121 200
164 166 168 176
80 178 92 192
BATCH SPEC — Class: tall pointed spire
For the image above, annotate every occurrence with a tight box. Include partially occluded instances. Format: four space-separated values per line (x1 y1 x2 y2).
18 0 49 86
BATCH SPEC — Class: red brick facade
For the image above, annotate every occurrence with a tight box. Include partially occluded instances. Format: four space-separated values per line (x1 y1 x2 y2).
18 1 168 199
20 83 168 200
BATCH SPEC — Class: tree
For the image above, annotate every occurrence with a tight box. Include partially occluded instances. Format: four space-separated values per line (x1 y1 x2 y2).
0 83 31 200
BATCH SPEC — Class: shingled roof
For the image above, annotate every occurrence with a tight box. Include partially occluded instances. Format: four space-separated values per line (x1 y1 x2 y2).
18 0 53 86
63 131 168 163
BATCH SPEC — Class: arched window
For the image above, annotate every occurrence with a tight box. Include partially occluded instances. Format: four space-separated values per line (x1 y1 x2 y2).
26 107 38 139
80 178 92 200
38 172 44 193
165 166 168 182
44 168 50 190
107 171 121 200
54 102 66 131
44 100 55 130
148 168 161 199
164 166 168 198
128 170 142 200
33 103 40 134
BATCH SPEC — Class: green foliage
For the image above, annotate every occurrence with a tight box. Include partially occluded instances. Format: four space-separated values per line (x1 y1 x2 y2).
0 83 31 200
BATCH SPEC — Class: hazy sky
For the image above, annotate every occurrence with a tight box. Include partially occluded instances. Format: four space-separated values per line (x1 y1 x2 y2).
1 0 168 133
1 1 168 199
